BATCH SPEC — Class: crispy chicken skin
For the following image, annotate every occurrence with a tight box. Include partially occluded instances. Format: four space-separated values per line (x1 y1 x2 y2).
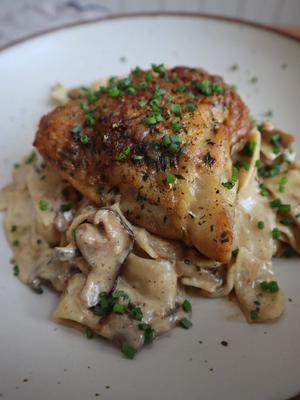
34 66 251 263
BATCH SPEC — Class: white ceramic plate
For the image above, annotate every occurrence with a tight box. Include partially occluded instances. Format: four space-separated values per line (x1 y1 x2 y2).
0 14 299 400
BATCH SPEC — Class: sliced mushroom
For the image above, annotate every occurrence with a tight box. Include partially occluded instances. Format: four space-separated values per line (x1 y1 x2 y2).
75 207 134 308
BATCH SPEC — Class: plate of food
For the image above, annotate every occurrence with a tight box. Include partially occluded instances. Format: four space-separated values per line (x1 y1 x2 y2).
0 13 299 400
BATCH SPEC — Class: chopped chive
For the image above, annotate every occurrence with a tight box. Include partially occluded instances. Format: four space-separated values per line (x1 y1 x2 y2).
144 72 154 82
170 104 181 115
279 175 288 192
112 290 129 299
81 101 90 112
11 225 17 233
121 343 136 359
80 135 90 145
133 155 144 161
182 299 192 313
85 113 96 127
39 199 48 211
260 281 279 293
259 183 269 197
258 164 280 178
232 248 239 258
212 83 224 94
116 145 131 161
85 327 94 339
70 125 82 137
242 141 256 157
144 115 157 125
151 63 165 75
108 86 121 97
113 303 128 314
278 204 291 212
60 203 72 212
257 221 265 230
270 199 281 208
222 166 239 190
129 304 143 321
255 159 261 168
272 228 281 239
235 160 250 171
163 134 181 154
127 86 136 94
166 173 176 184
13 265 19 276
88 93 98 103
269 133 282 156
25 152 37 164
196 80 211 95
171 119 182 132
175 85 186 93
250 309 259 321
138 100 147 108
280 219 293 226
179 318 192 329
12 239 19 247
186 103 196 112
138 323 154 345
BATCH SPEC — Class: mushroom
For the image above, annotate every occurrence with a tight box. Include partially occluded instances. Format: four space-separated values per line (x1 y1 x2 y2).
75 207 134 308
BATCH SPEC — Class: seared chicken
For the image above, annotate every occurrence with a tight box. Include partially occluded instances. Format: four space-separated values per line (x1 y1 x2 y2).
34 66 251 263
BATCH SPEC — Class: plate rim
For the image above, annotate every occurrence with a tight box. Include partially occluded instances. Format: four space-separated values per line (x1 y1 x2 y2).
0 11 300 53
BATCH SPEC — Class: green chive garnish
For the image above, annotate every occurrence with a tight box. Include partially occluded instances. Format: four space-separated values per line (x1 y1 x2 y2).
85 327 94 339
121 343 136 360
232 248 239 258
60 203 73 212
39 199 48 211
13 265 19 276
242 141 256 157
250 310 259 321
80 135 90 145
179 318 192 329
272 228 281 239
113 303 128 314
186 103 196 112
170 104 181 115
260 281 279 293
138 100 147 108
11 225 17 233
182 300 192 313
166 173 176 184
257 221 265 230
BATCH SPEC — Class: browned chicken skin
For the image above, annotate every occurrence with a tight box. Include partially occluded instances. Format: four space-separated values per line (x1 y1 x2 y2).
34 66 251 263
